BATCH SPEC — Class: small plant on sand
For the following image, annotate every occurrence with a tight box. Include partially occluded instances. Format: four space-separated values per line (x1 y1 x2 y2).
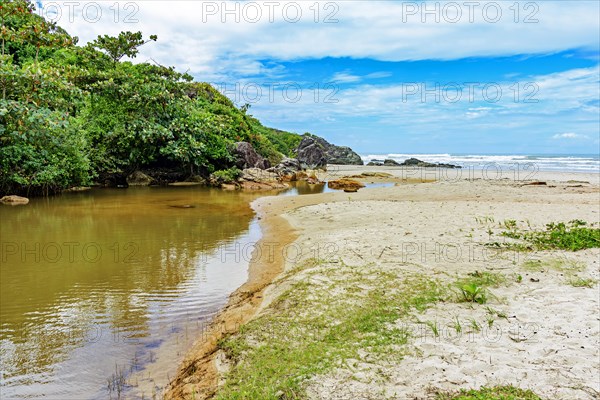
424 320 440 337
459 283 487 304
452 316 462 334
469 318 481 333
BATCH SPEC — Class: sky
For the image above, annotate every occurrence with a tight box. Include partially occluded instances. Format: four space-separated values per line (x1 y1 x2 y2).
37 1 600 155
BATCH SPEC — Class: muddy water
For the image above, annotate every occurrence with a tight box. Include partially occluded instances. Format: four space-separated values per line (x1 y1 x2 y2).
0 181 391 398
0 186 291 399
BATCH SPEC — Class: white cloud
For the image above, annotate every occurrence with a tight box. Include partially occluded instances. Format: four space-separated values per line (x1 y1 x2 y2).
552 132 588 139
331 72 362 83
39 1 600 79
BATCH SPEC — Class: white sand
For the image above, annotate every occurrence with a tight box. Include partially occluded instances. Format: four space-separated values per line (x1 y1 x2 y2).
252 167 600 399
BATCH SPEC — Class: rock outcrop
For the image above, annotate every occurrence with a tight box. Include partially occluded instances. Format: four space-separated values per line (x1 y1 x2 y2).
296 134 363 169
327 179 366 192
268 157 302 180
400 157 461 168
232 142 270 170
239 168 288 190
367 157 461 169
0 195 29 205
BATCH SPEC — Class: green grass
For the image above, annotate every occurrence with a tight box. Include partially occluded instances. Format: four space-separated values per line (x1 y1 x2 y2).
566 277 598 288
495 220 600 251
435 385 542 400
214 260 449 399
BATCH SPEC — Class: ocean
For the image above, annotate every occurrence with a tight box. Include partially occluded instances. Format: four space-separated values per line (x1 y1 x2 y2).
361 154 600 174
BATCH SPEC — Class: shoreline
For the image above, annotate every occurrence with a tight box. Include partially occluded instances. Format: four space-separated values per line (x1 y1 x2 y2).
167 167 600 399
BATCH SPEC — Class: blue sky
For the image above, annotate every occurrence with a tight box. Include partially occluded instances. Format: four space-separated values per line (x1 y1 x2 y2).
40 1 600 154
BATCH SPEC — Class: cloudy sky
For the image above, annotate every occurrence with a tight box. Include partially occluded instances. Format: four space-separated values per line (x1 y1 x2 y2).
38 1 600 154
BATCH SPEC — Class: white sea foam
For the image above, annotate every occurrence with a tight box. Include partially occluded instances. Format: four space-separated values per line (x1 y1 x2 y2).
361 154 600 173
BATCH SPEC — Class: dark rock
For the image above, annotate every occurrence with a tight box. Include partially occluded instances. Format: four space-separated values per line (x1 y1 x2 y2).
367 161 383 166
399 157 461 169
296 136 328 169
127 171 154 186
296 134 363 169
383 159 401 166
232 142 270 170
268 157 302 178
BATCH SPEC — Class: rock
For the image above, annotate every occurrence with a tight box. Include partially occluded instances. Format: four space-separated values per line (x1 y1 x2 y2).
383 159 401 166
232 142 270 170
241 168 279 182
399 157 461 168
367 161 383 166
269 157 302 180
347 172 393 178
127 171 154 186
296 134 363 169
0 195 29 205
240 168 288 190
296 136 328 169
402 157 422 166
327 179 366 192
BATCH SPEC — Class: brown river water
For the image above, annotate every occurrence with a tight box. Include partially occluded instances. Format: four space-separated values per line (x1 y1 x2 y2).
0 181 391 399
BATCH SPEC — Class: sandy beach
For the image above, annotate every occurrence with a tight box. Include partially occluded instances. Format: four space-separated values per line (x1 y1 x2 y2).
168 166 600 399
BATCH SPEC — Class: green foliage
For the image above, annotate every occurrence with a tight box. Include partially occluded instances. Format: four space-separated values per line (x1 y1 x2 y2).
459 283 487 304
89 31 156 65
0 0 303 195
498 220 600 251
211 167 242 184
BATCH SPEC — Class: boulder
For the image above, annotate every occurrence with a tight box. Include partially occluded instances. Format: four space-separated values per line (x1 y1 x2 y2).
383 159 401 166
327 179 366 192
127 171 154 186
0 195 29 205
232 142 270 170
269 157 302 180
296 134 363 169
296 136 328 169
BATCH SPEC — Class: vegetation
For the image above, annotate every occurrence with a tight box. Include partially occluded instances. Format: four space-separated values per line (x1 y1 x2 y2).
214 259 449 399
0 0 304 195
435 385 542 400
488 220 599 251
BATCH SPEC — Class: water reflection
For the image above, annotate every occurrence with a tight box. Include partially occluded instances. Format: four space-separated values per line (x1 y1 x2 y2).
0 186 272 398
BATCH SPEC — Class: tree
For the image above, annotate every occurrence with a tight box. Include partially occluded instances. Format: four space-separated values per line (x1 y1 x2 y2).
90 31 157 66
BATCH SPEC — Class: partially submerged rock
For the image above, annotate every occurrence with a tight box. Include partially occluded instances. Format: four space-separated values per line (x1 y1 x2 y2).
0 195 29 205
327 179 366 192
